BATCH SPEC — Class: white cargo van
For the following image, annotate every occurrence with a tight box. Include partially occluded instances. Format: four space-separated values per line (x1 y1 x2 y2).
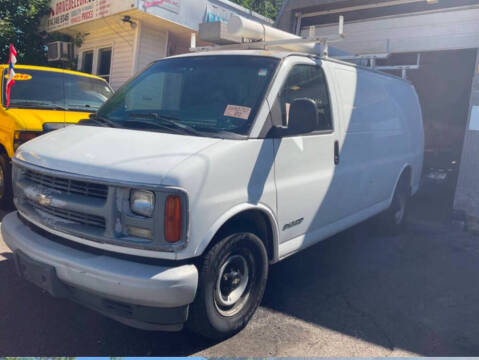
2 49 423 339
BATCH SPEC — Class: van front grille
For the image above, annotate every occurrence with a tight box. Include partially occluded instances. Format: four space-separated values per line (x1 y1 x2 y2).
26 199 106 229
24 169 108 200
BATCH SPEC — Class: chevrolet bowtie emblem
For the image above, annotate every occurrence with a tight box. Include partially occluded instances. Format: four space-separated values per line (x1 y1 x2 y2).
35 193 52 207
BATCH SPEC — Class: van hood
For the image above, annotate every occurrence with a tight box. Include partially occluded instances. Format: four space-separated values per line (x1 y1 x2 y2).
6 108 92 130
15 125 222 185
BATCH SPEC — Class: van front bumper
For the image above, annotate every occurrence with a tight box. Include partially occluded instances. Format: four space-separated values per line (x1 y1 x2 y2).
1 212 198 331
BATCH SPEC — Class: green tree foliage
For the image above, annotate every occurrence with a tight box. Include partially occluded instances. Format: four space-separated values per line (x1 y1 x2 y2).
0 0 52 64
230 0 283 20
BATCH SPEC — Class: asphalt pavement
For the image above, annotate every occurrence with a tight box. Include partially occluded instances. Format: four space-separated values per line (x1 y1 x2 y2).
1 208 479 356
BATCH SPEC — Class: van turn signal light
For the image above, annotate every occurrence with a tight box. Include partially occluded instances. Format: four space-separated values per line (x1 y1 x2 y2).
164 195 182 243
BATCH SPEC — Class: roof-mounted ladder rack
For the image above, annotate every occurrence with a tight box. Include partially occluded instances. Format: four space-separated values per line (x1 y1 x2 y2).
335 40 392 67
190 15 345 57
190 15 420 79
374 54 421 79
330 39 421 79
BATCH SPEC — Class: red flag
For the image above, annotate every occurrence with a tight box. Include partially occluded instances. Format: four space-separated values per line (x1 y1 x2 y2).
6 44 18 108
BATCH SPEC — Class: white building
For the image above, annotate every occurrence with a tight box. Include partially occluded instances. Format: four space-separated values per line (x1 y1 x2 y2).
277 0 479 229
45 0 271 90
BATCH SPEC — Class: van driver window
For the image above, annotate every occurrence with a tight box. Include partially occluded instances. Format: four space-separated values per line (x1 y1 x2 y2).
280 64 332 132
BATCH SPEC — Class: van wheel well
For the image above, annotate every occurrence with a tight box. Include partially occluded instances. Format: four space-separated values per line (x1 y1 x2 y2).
207 210 275 262
398 166 412 196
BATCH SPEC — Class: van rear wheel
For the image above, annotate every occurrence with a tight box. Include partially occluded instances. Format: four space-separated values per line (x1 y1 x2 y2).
382 178 410 234
187 232 268 340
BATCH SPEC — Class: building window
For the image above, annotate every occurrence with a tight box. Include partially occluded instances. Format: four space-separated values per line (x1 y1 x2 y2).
97 47 112 83
81 51 94 74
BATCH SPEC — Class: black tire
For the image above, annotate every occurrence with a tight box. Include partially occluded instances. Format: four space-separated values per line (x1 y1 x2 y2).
0 154 13 208
382 177 410 235
187 232 268 340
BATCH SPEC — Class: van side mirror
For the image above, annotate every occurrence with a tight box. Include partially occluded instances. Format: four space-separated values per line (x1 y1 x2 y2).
287 98 317 135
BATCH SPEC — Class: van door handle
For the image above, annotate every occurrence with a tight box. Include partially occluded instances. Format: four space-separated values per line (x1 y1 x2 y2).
334 140 340 165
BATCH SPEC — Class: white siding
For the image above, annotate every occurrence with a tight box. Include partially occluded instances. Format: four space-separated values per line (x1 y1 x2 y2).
77 19 136 90
306 7 479 54
135 23 168 74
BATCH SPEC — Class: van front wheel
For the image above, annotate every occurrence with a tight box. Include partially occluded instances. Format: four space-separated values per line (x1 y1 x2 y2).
188 232 268 340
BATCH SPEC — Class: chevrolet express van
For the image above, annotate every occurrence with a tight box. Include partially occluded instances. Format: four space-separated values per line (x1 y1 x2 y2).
0 65 113 205
2 51 424 339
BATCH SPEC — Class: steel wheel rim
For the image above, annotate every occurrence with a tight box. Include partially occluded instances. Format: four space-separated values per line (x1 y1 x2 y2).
214 253 251 317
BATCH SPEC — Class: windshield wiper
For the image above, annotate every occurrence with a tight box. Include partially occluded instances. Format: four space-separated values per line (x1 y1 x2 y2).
194 126 247 140
79 115 122 128
127 112 201 136
67 104 99 111
96 115 122 128
122 118 189 135
9 100 67 110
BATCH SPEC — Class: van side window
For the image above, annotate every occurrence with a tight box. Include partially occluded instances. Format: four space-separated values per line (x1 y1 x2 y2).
279 64 332 133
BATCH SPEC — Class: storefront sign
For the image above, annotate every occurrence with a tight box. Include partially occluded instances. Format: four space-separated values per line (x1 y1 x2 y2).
47 0 135 31
205 3 231 23
204 1 271 25
140 0 181 14
139 0 204 30
46 0 268 33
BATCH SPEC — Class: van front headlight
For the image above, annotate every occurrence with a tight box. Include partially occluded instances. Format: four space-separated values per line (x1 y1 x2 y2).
130 189 155 217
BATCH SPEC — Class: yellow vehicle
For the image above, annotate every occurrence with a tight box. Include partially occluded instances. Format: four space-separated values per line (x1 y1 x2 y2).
0 65 113 205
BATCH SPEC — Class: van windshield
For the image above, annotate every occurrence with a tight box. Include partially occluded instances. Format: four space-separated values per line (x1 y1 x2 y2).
2 69 113 112
96 55 279 137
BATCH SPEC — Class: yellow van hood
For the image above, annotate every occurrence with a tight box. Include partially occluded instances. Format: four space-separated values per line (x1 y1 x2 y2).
7 108 92 131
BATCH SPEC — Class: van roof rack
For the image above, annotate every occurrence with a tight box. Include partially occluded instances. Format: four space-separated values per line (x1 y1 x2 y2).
374 54 421 79
191 15 345 57
336 52 421 79
191 15 420 79
333 40 421 79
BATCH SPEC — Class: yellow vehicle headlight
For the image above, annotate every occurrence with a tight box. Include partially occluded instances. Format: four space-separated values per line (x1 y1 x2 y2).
14 131 41 150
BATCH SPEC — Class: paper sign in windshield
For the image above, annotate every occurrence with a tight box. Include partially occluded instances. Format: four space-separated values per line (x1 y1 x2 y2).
258 68 268 76
224 105 251 120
